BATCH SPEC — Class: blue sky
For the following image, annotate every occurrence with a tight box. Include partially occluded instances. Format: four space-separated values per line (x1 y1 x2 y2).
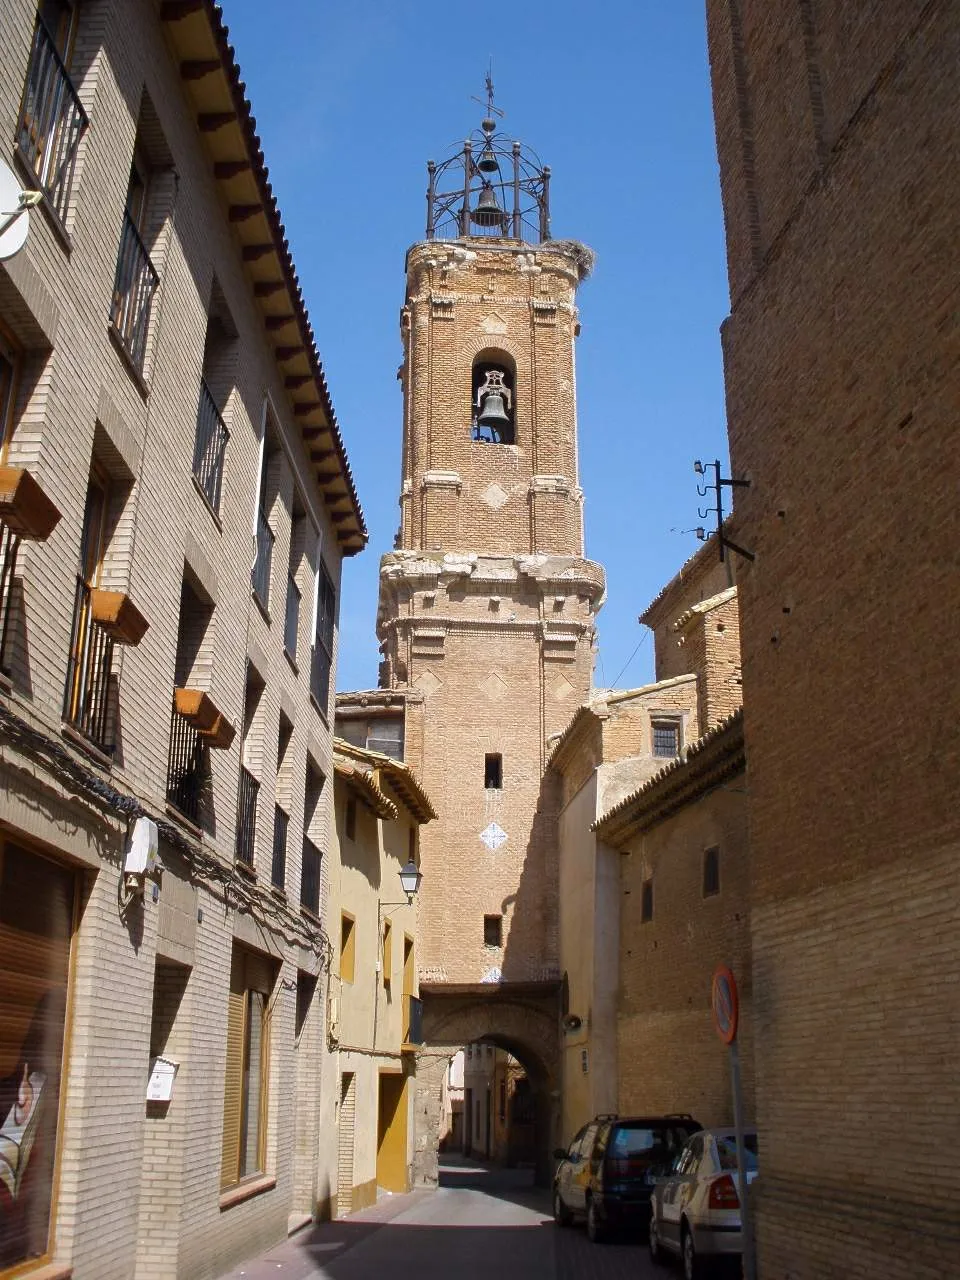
222 1 731 693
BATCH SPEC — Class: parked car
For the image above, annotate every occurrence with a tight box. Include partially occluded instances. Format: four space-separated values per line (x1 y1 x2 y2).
552 1113 701 1243
648 1127 758 1279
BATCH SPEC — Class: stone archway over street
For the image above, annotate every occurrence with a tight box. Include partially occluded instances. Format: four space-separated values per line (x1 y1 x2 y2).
412 981 561 1188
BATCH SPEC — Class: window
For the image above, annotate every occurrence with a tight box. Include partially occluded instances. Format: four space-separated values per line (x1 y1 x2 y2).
111 151 159 371
220 946 275 1190
382 918 392 990
311 560 336 713
0 331 19 455
339 713 404 760
703 846 721 897
345 796 356 842
652 719 681 758
17 1 87 224
0 836 77 1268
640 877 654 923
484 753 502 789
484 914 502 947
340 913 355 984
295 971 316 1040
192 280 237 515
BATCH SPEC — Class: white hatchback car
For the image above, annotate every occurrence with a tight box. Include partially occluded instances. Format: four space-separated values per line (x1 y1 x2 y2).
648 1127 758 1279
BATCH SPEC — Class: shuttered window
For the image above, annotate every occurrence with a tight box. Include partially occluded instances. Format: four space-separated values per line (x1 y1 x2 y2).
0 837 76 1270
220 945 275 1190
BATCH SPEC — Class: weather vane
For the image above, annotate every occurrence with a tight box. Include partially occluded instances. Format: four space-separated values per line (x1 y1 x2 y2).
471 64 504 126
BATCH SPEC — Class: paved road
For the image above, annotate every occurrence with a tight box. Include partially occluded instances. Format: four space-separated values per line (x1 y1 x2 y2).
222 1159 664 1280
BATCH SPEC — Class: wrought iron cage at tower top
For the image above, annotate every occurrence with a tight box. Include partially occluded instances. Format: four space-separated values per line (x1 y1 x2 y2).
425 109 551 244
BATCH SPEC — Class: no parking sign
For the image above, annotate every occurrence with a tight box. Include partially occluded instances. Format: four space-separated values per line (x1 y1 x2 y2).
711 964 739 1044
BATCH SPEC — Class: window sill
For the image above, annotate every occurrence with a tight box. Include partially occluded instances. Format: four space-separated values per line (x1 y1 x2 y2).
283 649 298 676
309 692 329 726
252 591 271 625
12 1263 73 1280
108 324 150 400
300 904 322 925
165 803 202 841
236 858 257 880
219 1174 276 1211
0 669 12 696
14 147 73 255
61 722 113 769
191 473 223 532
270 885 286 901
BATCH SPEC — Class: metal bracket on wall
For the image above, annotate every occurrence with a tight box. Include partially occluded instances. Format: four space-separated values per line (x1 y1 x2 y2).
694 459 755 562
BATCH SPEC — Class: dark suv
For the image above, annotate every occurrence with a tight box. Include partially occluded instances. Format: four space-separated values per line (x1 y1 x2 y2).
553 1113 701 1242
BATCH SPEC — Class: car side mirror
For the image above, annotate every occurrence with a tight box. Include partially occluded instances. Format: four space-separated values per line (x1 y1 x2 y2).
553 1148 569 1160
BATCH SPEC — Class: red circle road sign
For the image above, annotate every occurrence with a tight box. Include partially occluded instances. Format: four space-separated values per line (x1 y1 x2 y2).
711 965 739 1044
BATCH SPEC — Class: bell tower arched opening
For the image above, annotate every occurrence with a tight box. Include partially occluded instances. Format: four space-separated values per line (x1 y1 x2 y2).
471 349 516 444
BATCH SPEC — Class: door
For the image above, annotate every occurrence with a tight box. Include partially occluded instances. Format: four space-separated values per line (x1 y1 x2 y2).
337 1072 356 1218
376 1071 409 1193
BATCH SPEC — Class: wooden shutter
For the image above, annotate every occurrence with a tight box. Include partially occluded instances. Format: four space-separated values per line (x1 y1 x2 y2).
337 1072 355 1217
219 953 245 1189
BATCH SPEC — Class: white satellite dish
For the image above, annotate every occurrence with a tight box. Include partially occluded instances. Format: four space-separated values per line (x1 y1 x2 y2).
0 159 41 262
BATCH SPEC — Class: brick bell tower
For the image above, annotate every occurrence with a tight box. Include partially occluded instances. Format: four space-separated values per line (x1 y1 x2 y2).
377 87 605 1003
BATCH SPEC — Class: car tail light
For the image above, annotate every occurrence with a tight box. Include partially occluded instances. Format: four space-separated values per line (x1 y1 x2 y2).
708 1174 740 1209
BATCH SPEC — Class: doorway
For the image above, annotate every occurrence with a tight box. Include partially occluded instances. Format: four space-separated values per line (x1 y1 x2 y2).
376 1070 409 1192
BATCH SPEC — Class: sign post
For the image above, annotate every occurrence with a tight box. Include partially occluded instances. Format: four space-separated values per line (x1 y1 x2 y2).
711 965 757 1280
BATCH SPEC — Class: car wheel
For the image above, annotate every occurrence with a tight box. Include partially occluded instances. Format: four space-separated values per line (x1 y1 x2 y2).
649 1213 666 1266
553 1187 572 1228
586 1196 605 1244
682 1224 702 1280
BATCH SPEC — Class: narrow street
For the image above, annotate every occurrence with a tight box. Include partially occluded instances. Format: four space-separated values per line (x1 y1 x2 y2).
221 1159 658 1280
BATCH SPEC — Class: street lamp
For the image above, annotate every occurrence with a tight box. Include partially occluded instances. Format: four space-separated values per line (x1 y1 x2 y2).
397 859 422 903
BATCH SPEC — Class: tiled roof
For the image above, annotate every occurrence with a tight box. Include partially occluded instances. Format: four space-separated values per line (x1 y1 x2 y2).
333 739 436 824
673 585 738 631
333 758 397 820
592 708 745 845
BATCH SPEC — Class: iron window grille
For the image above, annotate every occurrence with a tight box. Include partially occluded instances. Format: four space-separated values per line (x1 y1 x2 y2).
251 506 274 609
192 380 229 512
17 14 87 224
62 576 114 751
271 804 288 891
166 696 206 824
300 836 322 916
283 571 300 662
652 720 681 758
235 765 258 867
310 561 335 713
0 523 21 677
110 211 159 371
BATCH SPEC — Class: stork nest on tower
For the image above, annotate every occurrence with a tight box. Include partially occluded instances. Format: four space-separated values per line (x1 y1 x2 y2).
547 239 597 281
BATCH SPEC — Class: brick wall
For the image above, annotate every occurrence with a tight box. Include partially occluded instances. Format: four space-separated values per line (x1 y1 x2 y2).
706 1 960 1273
0 1 356 1276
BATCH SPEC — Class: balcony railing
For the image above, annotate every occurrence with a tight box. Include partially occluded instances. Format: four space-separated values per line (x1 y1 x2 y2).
300 836 322 916
235 765 258 867
310 642 331 714
403 994 424 1046
192 380 229 513
110 211 159 371
17 16 88 223
0 523 21 677
283 572 300 661
63 577 115 751
271 804 288 891
167 697 206 824
251 507 274 609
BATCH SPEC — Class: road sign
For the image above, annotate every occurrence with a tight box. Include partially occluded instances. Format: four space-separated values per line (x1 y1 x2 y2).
711 964 739 1044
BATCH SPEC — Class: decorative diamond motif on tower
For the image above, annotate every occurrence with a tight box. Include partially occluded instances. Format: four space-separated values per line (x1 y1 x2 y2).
479 671 508 701
481 482 509 510
480 822 508 851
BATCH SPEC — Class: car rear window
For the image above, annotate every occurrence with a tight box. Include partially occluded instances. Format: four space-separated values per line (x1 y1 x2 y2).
610 1124 695 1158
716 1134 759 1171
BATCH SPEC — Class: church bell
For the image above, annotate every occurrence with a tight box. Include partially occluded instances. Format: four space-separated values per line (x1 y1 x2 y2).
471 184 503 228
477 390 510 432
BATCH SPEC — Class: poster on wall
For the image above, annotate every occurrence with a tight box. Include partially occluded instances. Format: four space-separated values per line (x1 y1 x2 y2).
0 841 75 1270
